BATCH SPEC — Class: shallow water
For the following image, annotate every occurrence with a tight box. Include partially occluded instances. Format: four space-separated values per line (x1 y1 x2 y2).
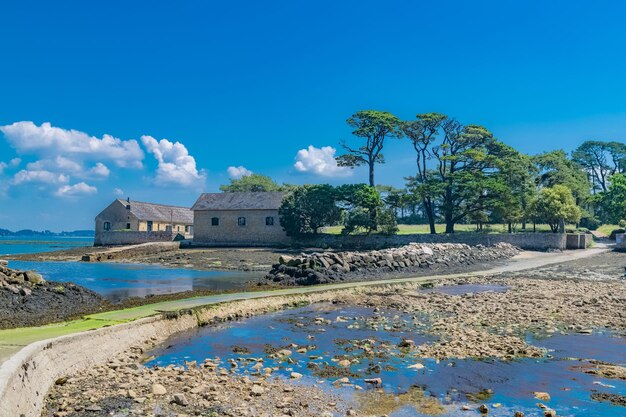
0 235 93 255
146 303 626 417
7 260 263 301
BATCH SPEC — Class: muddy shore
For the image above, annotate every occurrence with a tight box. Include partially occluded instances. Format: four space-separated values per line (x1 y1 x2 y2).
42 251 626 417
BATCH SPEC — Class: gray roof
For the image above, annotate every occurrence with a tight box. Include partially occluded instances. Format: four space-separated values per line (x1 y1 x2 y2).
192 192 286 211
119 199 193 224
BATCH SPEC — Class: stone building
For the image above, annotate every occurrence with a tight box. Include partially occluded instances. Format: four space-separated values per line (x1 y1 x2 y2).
191 192 289 246
94 199 193 246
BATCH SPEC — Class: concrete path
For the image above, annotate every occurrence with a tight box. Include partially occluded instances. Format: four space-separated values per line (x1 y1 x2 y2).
0 246 609 365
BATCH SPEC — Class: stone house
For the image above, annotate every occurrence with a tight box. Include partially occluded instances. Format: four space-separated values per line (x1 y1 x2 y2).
191 192 289 246
94 199 193 245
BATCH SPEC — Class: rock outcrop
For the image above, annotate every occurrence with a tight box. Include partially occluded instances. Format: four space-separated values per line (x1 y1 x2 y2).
265 242 520 285
0 260 104 329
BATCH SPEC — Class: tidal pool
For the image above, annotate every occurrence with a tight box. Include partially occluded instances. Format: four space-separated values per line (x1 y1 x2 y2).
7 260 263 301
146 303 626 417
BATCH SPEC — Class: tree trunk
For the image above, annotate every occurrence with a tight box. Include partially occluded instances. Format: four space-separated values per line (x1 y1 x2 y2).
508 222 512 233
368 160 375 187
423 199 436 234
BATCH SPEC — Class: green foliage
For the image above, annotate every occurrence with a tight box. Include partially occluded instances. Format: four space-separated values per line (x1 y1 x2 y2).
534 150 590 203
572 140 626 192
220 174 283 192
376 207 399 235
337 110 402 186
337 184 384 235
595 173 626 224
278 185 341 236
528 185 582 233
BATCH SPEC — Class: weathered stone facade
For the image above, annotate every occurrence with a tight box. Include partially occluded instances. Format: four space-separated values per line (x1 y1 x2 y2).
192 192 289 246
193 209 289 246
94 199 193 246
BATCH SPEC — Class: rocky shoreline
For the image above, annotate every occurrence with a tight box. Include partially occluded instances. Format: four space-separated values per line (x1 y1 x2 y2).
41 261 626 416
0 261 104 328
266 242 520 285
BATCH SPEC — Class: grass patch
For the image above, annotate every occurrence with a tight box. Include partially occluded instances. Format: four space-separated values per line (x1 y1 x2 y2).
596 224 620 237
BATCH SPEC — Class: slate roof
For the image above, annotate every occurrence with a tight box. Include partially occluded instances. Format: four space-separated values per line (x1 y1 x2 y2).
118 199 193 224
191 192 286 211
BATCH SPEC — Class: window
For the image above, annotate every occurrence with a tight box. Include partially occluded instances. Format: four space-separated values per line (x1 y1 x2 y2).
238 217 246 226
185 225 190 233
211 217 219 226
103 221 111 231
265 216 274 226
147 221 153 232
126 223 131 229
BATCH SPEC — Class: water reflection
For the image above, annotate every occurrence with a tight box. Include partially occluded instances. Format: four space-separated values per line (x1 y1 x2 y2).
7 260 263 301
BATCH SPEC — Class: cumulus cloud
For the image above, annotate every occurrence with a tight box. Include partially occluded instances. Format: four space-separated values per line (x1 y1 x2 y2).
27 156 83 174
141 135 206 187
0 158 21 174
0 121 144 168
90 162 110 178
55 182 97 197
227 165 253 179
294 145 351 177
12 169 69 185
113 188 124 196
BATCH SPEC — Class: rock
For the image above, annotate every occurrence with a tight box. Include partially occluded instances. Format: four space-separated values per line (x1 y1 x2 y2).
478 404 488 414
347 409 357 416
398 339 415 348
338 359 351 368
151 383 167 395
127 389 137 398
407 363 424 370
534 391 551 401
544 410 556 417
364 378 382 386
55 377 68 386
84 405 102 411
290 372 302 379
514 412 524 417
172 393 188 406
23 271 44 284
251 385 265 396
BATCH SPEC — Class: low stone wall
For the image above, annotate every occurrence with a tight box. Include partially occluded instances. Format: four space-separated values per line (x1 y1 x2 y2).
266 242 520 285
0 288 375 417
94 231 177 246
293 232 569 251
82 241 180 262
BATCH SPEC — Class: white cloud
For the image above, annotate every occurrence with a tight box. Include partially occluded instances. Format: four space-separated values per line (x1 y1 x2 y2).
227 165 253 179
294 145 351 177
113 187 124 196
27 156 83 174
0 121 144 168
141 135 206 187
90 162 110 178
12 169 69 185
55 182 97 197
0 158 21 174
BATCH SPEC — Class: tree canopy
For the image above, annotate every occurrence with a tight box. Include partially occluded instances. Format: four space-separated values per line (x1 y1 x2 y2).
220 174 284 192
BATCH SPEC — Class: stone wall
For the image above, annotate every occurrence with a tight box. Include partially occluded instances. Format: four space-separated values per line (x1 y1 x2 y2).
293 232 569 251
82 242 180 262
193 209 290 246
266 242 521 285
94 231 177 246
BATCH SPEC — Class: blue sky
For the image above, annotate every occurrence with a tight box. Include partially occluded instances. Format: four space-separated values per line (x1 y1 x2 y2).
2 0 626 230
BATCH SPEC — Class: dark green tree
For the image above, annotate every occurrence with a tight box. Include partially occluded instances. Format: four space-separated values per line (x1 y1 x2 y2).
220 174 283 192
596 173 626 224
336 184 384 234
402 112 447 234
572 140 626 193
533 150 590 203
278 185 340 236
337 110 402 187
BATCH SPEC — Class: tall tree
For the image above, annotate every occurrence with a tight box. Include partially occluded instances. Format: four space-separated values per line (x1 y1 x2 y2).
220 174 283 192
337 110 402 187
402 113 447 234
434 122 506 233
534 150 590 203
572 140 626 193
596 173 626 224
